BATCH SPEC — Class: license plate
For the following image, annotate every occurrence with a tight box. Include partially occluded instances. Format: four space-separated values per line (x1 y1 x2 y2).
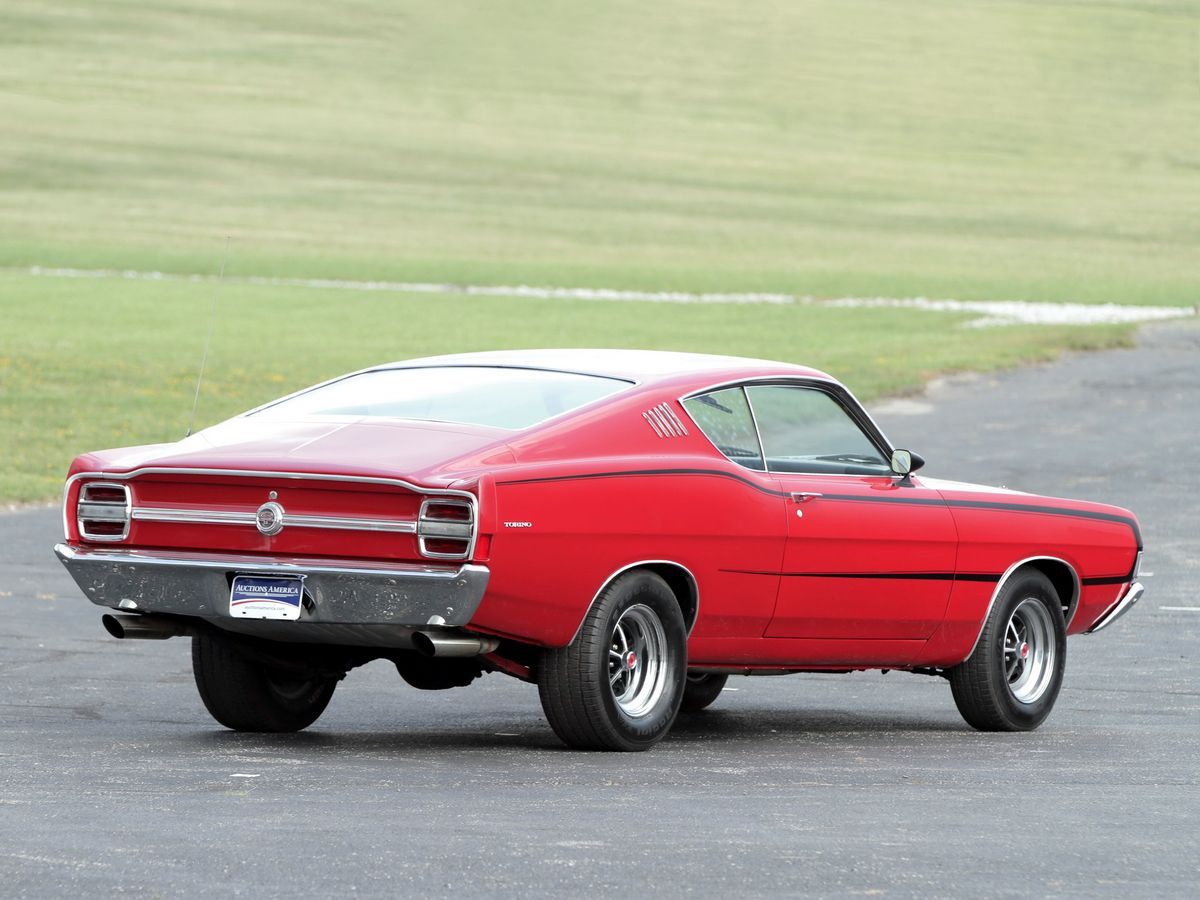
229 575 305 621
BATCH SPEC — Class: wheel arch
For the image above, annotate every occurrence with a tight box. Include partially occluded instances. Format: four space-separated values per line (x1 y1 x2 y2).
570 560 700 644
961 556 1079 663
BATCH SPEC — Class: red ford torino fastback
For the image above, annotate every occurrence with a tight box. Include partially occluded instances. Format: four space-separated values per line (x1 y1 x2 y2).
55 350 1144 750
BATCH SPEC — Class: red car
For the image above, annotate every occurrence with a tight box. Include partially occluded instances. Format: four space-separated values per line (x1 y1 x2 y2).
55 350 1144 750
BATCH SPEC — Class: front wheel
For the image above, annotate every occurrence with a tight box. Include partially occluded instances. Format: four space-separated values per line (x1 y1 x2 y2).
192 633 337 733
949 570 1066 731
538 571 686 751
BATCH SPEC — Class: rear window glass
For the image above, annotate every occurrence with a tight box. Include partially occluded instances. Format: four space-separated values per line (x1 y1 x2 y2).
253 367 631 430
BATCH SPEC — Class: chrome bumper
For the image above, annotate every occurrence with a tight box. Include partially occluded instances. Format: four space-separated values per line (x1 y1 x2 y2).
1086 581 1144 634
55 543 489 646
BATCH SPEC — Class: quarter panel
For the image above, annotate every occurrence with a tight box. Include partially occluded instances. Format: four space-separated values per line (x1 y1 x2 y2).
469 469 786 647
916 495 1139 664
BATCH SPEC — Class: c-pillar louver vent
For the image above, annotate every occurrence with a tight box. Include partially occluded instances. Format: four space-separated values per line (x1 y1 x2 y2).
643 403 689 439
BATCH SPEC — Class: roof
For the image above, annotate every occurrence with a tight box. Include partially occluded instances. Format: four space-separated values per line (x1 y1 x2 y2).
378 348 827 384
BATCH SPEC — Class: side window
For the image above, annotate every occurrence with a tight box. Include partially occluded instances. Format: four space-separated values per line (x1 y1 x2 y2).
745 385 889 475
682 387 764 471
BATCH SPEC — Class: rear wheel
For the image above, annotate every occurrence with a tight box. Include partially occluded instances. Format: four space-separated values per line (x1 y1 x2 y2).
192 633 337 733
949 570 1066 731
680 672 728 712
538 571 686 751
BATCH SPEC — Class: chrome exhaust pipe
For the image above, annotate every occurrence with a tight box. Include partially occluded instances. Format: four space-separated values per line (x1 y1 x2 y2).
411 631 500 658
102 613 191 640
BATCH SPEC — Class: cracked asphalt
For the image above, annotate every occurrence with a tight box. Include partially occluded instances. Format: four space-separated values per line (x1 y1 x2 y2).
1 321 1197 898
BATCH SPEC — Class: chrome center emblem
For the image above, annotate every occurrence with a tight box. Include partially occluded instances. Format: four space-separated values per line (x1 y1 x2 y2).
256 501 285 536
1020 642 1030 660
625 650 637 671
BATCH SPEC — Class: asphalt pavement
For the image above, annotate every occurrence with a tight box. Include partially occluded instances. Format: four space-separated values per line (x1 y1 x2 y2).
2 320 1197 898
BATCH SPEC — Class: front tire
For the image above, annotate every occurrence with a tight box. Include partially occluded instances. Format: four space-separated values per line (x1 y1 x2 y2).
680 672 728 712
538 571 686 751
949 570 1066 731
192 633 337 733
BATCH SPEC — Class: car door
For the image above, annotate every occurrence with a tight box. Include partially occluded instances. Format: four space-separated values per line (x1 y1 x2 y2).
745 383 958 645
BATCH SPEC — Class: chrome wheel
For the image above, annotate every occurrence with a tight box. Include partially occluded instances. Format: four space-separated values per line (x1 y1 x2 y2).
539 570 686 750
950 569 1065 732
608 603 669 718
1003 597 1057 704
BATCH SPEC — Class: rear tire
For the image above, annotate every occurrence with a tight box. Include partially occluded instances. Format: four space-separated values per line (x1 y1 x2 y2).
680 672 728 712
538 571 686 751
949 570 1066 731
192 633 337 733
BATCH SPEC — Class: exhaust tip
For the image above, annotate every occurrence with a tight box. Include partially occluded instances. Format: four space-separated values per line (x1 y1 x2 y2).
411 631 437 657
101 614 126 639
411 631 500 657
101 612 190 640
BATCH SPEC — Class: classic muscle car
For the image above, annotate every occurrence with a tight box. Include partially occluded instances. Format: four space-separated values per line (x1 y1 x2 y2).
55 350 1144 750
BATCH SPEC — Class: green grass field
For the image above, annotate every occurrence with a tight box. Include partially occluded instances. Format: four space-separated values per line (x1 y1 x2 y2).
1 1 1196 500
0 273 1133 503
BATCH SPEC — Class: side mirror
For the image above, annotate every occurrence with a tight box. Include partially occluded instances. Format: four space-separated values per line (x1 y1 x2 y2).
890 449 925 481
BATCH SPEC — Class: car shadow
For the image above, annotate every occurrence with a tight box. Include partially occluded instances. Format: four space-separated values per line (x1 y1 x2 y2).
174 705 972 757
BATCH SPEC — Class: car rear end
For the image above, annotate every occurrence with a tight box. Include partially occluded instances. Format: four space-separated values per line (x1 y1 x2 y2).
56 465 490 648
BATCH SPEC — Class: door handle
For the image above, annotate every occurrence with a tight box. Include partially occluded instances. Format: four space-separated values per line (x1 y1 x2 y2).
791 492 823 503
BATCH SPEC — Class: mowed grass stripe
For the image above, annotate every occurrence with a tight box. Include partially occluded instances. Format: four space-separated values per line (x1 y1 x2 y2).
14 266 1196 325
0 273 1134 503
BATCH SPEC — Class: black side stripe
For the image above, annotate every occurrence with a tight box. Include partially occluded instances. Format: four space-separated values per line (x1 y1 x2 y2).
784 571 1000 582
819 492 1142 546
499 467 789 498
1082 575 1133 586
724 570 1001 582
497 468 1142 548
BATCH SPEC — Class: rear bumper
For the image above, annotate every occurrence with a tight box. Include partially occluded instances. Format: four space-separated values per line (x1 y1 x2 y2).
55 543 489 645
1085 581 1144 634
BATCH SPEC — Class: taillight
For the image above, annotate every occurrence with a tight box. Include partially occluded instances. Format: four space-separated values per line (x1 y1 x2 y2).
417 498 474 559
77 482 131 541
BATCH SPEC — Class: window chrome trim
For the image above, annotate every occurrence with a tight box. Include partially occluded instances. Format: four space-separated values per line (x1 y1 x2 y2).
681 376 894 477
959 556 1082 662
740 386 770 472
62 468 477 557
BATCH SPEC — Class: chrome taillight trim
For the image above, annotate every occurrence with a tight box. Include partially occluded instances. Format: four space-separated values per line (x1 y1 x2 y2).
77 482 131 542
130 507 419 534
417 498 475 559
62 468 480 559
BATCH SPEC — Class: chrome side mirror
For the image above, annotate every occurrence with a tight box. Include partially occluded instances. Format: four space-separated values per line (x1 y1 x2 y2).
890 449 912 476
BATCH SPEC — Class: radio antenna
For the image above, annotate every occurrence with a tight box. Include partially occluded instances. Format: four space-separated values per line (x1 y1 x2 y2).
186 236 230 437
